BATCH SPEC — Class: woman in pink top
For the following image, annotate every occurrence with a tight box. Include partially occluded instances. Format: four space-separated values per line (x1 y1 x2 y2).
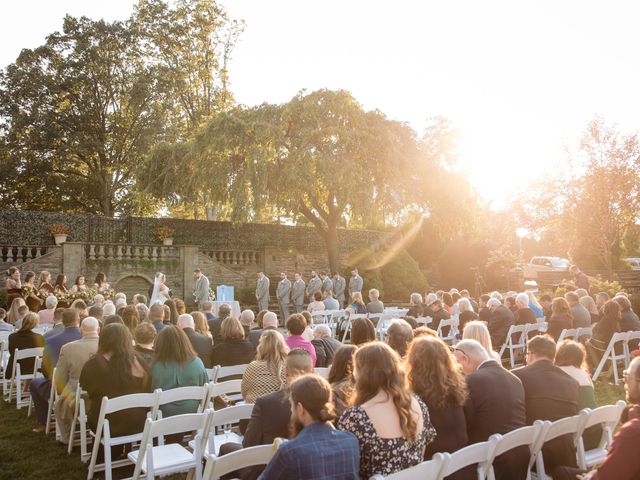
285 313 317 366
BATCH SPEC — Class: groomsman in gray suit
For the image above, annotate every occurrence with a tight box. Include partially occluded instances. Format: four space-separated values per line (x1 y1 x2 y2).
348 268 363 299
276 272 291 324
292 272 306 313
193 269 210 309
255 271 270 312
332 272 346 308
306 270 322 303
320 272 333 295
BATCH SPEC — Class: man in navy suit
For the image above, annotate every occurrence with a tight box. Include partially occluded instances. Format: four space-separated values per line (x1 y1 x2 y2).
30 308 82 432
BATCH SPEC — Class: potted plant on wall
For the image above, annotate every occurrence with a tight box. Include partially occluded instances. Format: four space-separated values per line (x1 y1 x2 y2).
154 226 175 246
49 223 70 245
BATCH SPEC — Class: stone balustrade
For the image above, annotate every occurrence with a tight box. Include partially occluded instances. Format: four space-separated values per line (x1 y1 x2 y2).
0 245 50 263
202 249 259 265
85 243 179 261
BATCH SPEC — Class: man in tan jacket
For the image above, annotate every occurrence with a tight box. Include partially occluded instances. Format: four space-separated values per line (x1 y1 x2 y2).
54 316 100 444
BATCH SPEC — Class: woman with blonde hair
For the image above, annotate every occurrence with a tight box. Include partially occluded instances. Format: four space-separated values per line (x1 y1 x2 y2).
579 295 599 324
462 320 500 360
241 330 288 403
337 342 436 478
7 297 26 325
211 316 256 366
191 311 212 339
408 336 468 459
7 312 44 379
348 291 367 314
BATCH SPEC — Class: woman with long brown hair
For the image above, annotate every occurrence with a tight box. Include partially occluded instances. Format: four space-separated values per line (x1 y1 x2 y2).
121 305 140 334
408 336 468 460
241 329 288 403
327 344 357 417
337 342 436 478
548 297 574 341
151 325 207 417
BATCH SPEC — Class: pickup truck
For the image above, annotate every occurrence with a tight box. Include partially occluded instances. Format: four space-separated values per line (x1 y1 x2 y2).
524 256 570 280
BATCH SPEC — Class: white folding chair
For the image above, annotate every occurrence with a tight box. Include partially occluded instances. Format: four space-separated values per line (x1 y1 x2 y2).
44 367 59 436
376 452 447 479
326 309 346 337
558 328 578 343
68 384 92 459
375 314 399 340
341 313 368 343
153 385 210 419
8 347 44 408
498 324 528 368
437 316 459 345
87 392 159 480
207 380 243 408
206 367 219 382
591 332 629 384
439 437 499 480
200 403 254 457
314 367 330 379
527 321 548 336
535 412 589 480
0 335 11 396
415 316 432 326
202 444 275 480
129 410 213 480
576 400 626 470
488 421 546 480
213 364 249 383
624 331 640 367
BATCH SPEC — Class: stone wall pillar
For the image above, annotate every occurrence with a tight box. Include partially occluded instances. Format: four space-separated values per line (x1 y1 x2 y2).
182 245 200 308
62 243 85 282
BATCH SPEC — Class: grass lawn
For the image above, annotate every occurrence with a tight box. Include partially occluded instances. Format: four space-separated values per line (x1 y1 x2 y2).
0 381 627 480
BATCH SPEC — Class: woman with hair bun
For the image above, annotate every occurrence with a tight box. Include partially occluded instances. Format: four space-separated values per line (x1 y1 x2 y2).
259 374 360 479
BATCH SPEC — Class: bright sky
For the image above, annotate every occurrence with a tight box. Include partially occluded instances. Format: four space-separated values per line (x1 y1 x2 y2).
2 1 640 206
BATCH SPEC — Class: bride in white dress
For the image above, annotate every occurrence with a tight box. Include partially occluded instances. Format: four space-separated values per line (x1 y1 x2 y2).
149 272 170 305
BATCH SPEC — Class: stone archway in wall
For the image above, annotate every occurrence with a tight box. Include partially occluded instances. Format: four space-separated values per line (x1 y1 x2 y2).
115 274 153 302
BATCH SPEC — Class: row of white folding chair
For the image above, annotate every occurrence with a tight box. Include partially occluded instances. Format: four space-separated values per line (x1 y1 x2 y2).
7 347 44 408
437 315 460 345
314 367 330 379
591 331 631 384
498 322 549 369
558 327 593 343
206 363 250 383
0 336 10 396
384 307 410 317
202 444 275 480
340 313 368 343
373 313 402 340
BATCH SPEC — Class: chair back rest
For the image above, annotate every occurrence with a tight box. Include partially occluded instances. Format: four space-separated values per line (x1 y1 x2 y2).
208 380 242 400
583 400 626 429
384 452 446 479
103 392 158 415
214 364 249 382
15 347 44 361
627 331 640 342
314 367 330 379
211 403 254 428
203 445 275 479
155 385 209 410
506 324 528 344
491 422 544 457
415 317 432 325
543 411 588 443
148 410 212 439
440 437 498 477
348 313 368 320
558 328 578 342
528 321 548 334
610 331 631 347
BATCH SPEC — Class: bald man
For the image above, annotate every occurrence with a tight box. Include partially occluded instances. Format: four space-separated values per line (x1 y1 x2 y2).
54 316 100 444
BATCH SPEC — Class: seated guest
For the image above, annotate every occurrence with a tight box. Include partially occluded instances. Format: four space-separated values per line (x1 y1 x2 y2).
0 308 11 331
615 295 640 332
307 291 326 313
487 298 514 348
454 339 528 480
104 314 123 326
526 291 544 318
462 320 501 361
284 314 317 366
92 294 105 307
30 308 81 432
423 292 438 317
386 319 414 358
102 302 116 318
366 289 384 314
311 324 343 367
7 312 45 380
300 311 315 341
555 339 601 450
201 301 215 321
579 295 600 324
162 305 171 324
513 335 580 474
135 303 148 323
14 304 29 329
43 308 65 339
70 299 88 319
191 311 212 339
548 297 574 341
239 309 255 337
241 330 288 404
7 297 26 326
460 290 478 312
514 292 537 325
243 349 314 447
595 292 610 313
79 324 151 436
133 322 156 367
133 294 147 306
121 305 139 335
565 291 591 328
328 345 357 418
87 305 103 327
323 290 340 310
407 293 423 318
348 291 367 314
587 300 621 368
259 374 360 479
539 294 553 319
408 336 469 460
152 325 208 417
430 299 452 333
209 303 231 343
174 298 186 315
212 316 256 367
254 310 268 330
249 311 279 348
148 303 166 333
505 296 518 313
177 313 213 368
478 294 492 322
163 299 179 325
442 292 455 314
39 295 58 325
54 316 100 443
350 317 376 346
458 298 479 332
337 342 436 479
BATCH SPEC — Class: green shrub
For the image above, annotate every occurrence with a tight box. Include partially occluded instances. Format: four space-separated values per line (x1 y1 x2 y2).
588 276 623 298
